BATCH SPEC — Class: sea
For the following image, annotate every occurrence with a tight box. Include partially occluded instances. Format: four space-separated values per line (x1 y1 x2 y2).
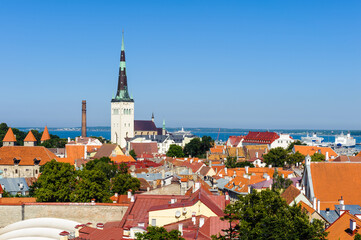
17 127 361 150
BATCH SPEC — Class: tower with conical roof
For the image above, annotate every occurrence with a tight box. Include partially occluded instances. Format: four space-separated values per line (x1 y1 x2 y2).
111 32 134 147
41 126 51 143
24 131 37 146
3 128 16 146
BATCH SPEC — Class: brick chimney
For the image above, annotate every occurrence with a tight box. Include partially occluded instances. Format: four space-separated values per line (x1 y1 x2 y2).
81 100 87 137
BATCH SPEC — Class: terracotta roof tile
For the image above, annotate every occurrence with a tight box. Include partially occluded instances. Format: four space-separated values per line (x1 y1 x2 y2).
41 126 51 141
326 211 361 240
311 162 361 210
3 128 16 142
243 131 279 144
298 201 315 215
130 142 158 156
110 155 136 163
294 145 337 158
0 146 57 165
281 185 302 205
93 144 118 159
24 131 37 142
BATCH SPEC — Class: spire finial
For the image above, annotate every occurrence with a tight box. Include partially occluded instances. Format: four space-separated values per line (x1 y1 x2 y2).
121 30 125 51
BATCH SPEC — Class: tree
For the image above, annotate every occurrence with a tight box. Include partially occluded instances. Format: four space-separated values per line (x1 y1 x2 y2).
111 174 140 195
166 144 184 158
263 147 289 167
354 233 361 240
39 138 68 148
129 149 137 159
272 170 293 191
71 169 111 203
84 157 119 179
213 190 327 240
287 140 306 152
311 152 325 162
287 151 305 166
183 136 214 158
136 226 184 240
33 160 76 202
225 157 254 168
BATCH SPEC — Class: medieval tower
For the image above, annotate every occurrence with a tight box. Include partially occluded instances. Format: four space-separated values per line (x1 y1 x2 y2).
111 33 134 148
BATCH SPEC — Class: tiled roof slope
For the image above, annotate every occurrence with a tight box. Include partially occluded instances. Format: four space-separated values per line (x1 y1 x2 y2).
294 145 337 158
93 144 117 159
227 136 244 147
3 128 16 142
0 146 57 165
24 131 37 142
243 131 279 144
130 142 158 156
281 185 301 205
333 156 361 162
134 120 158 131
311 162 361 209
326 211 361 240
41 126 51 141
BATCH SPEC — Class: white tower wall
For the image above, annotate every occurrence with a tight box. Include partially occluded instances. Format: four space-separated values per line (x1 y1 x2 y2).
111 101 134 148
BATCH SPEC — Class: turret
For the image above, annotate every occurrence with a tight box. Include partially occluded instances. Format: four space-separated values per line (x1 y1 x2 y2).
24 131 37 146
41 126 51 143
3 128 16 146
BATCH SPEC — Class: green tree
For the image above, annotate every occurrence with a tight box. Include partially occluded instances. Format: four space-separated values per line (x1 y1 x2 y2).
272 170 293 191
287 151 305 166
72 169 111 203
263 147 289 167
287 140 306 152
136 226 184 240
225 157 254 168
311 152 325 162
213 190 327 240
200 136 214 153
354 233 361 240
129 149 137 159
39 137 68 148
111 174 140 195
33 160 76 202
183 138 202 157
84 157 119 179
166 144 185 158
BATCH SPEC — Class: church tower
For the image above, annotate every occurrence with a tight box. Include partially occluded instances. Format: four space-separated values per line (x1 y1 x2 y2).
111 32 134 148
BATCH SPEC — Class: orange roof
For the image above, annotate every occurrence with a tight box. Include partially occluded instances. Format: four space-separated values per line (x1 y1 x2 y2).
66 145 85 161
3 128 16 142
281 185 301 205
110 155 136 163
0 197 37 205
56 157 75 166
357 152 361 157
24 131 37 142
298 201 315 215
0 146 57 166
210 147 224 154
326 211 361 240
41 126 51 141
311 162 361 210
294 145 338 158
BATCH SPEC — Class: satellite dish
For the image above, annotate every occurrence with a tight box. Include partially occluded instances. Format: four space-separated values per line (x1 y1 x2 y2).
175 211 181 218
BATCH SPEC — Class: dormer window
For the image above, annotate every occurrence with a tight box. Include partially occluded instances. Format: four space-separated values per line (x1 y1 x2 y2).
13 158 20 166
33 158 41 165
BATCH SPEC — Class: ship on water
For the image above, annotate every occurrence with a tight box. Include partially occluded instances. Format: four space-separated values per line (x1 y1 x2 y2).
301 133 324 146
335 132 356 147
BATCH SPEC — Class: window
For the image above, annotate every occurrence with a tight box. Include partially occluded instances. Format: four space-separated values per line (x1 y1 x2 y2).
35 170 38 174
151 219 156 226
15 169 18 174
26 169 29 171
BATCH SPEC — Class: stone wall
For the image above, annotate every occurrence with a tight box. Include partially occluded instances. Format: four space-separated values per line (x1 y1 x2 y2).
0 203 128 228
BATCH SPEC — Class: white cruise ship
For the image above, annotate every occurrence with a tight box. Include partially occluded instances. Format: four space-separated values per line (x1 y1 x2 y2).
301 133 324 146
335 132 356 147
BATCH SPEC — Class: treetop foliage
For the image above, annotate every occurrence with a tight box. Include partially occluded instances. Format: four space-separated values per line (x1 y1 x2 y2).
136 226 184 240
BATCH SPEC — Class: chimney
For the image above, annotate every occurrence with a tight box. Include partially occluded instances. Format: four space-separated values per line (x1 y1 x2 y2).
127 190 132 199
59 231 70 240
131 195 135 202
325 151 329 161
313 197 317 210
339 196 344 205
96 223 104 230
178 224 183 236
199 217 205 227
245 166 249 174
268 164 272 169
351 219 357 233
255 151 259 158
317 200 320 213
224 168 228 175
192 212 196 225
81 100 87 137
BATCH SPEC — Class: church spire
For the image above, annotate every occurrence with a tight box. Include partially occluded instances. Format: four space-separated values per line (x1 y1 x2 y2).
113 31 132 102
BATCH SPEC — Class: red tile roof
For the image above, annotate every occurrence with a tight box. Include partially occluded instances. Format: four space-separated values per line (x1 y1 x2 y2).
281 185 301 205
0 146 57 166
130 142 158 156
3 128 16 142
294 145 337 158
110 155 136 163
24 131 37 142
41 126 51 141
243 131 279 144
311 162 361 209
134 120 158 131
227 136 244 147
326 211 361 240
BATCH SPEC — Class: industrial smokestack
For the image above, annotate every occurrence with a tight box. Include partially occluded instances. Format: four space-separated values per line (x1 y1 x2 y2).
82 100 87 137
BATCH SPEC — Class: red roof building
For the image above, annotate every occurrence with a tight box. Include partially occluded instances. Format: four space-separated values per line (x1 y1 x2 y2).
41 126 51 142
243 131 279 145
2 128 16 146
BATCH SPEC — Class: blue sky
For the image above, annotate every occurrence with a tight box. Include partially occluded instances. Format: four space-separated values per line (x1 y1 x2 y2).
1 0 360 129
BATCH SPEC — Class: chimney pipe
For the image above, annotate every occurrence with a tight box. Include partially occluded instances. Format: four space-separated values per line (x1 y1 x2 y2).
350 219 357 232
82 100 87 137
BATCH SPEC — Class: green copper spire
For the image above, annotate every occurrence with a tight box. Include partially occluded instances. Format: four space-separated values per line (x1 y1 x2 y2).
163 119 166 130
121 30 125 51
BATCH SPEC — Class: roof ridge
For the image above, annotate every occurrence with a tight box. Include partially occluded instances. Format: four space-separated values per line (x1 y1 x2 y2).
3 128 16 142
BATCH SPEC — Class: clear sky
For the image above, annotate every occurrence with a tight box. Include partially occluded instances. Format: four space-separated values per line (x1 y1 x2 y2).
1 0 360 129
